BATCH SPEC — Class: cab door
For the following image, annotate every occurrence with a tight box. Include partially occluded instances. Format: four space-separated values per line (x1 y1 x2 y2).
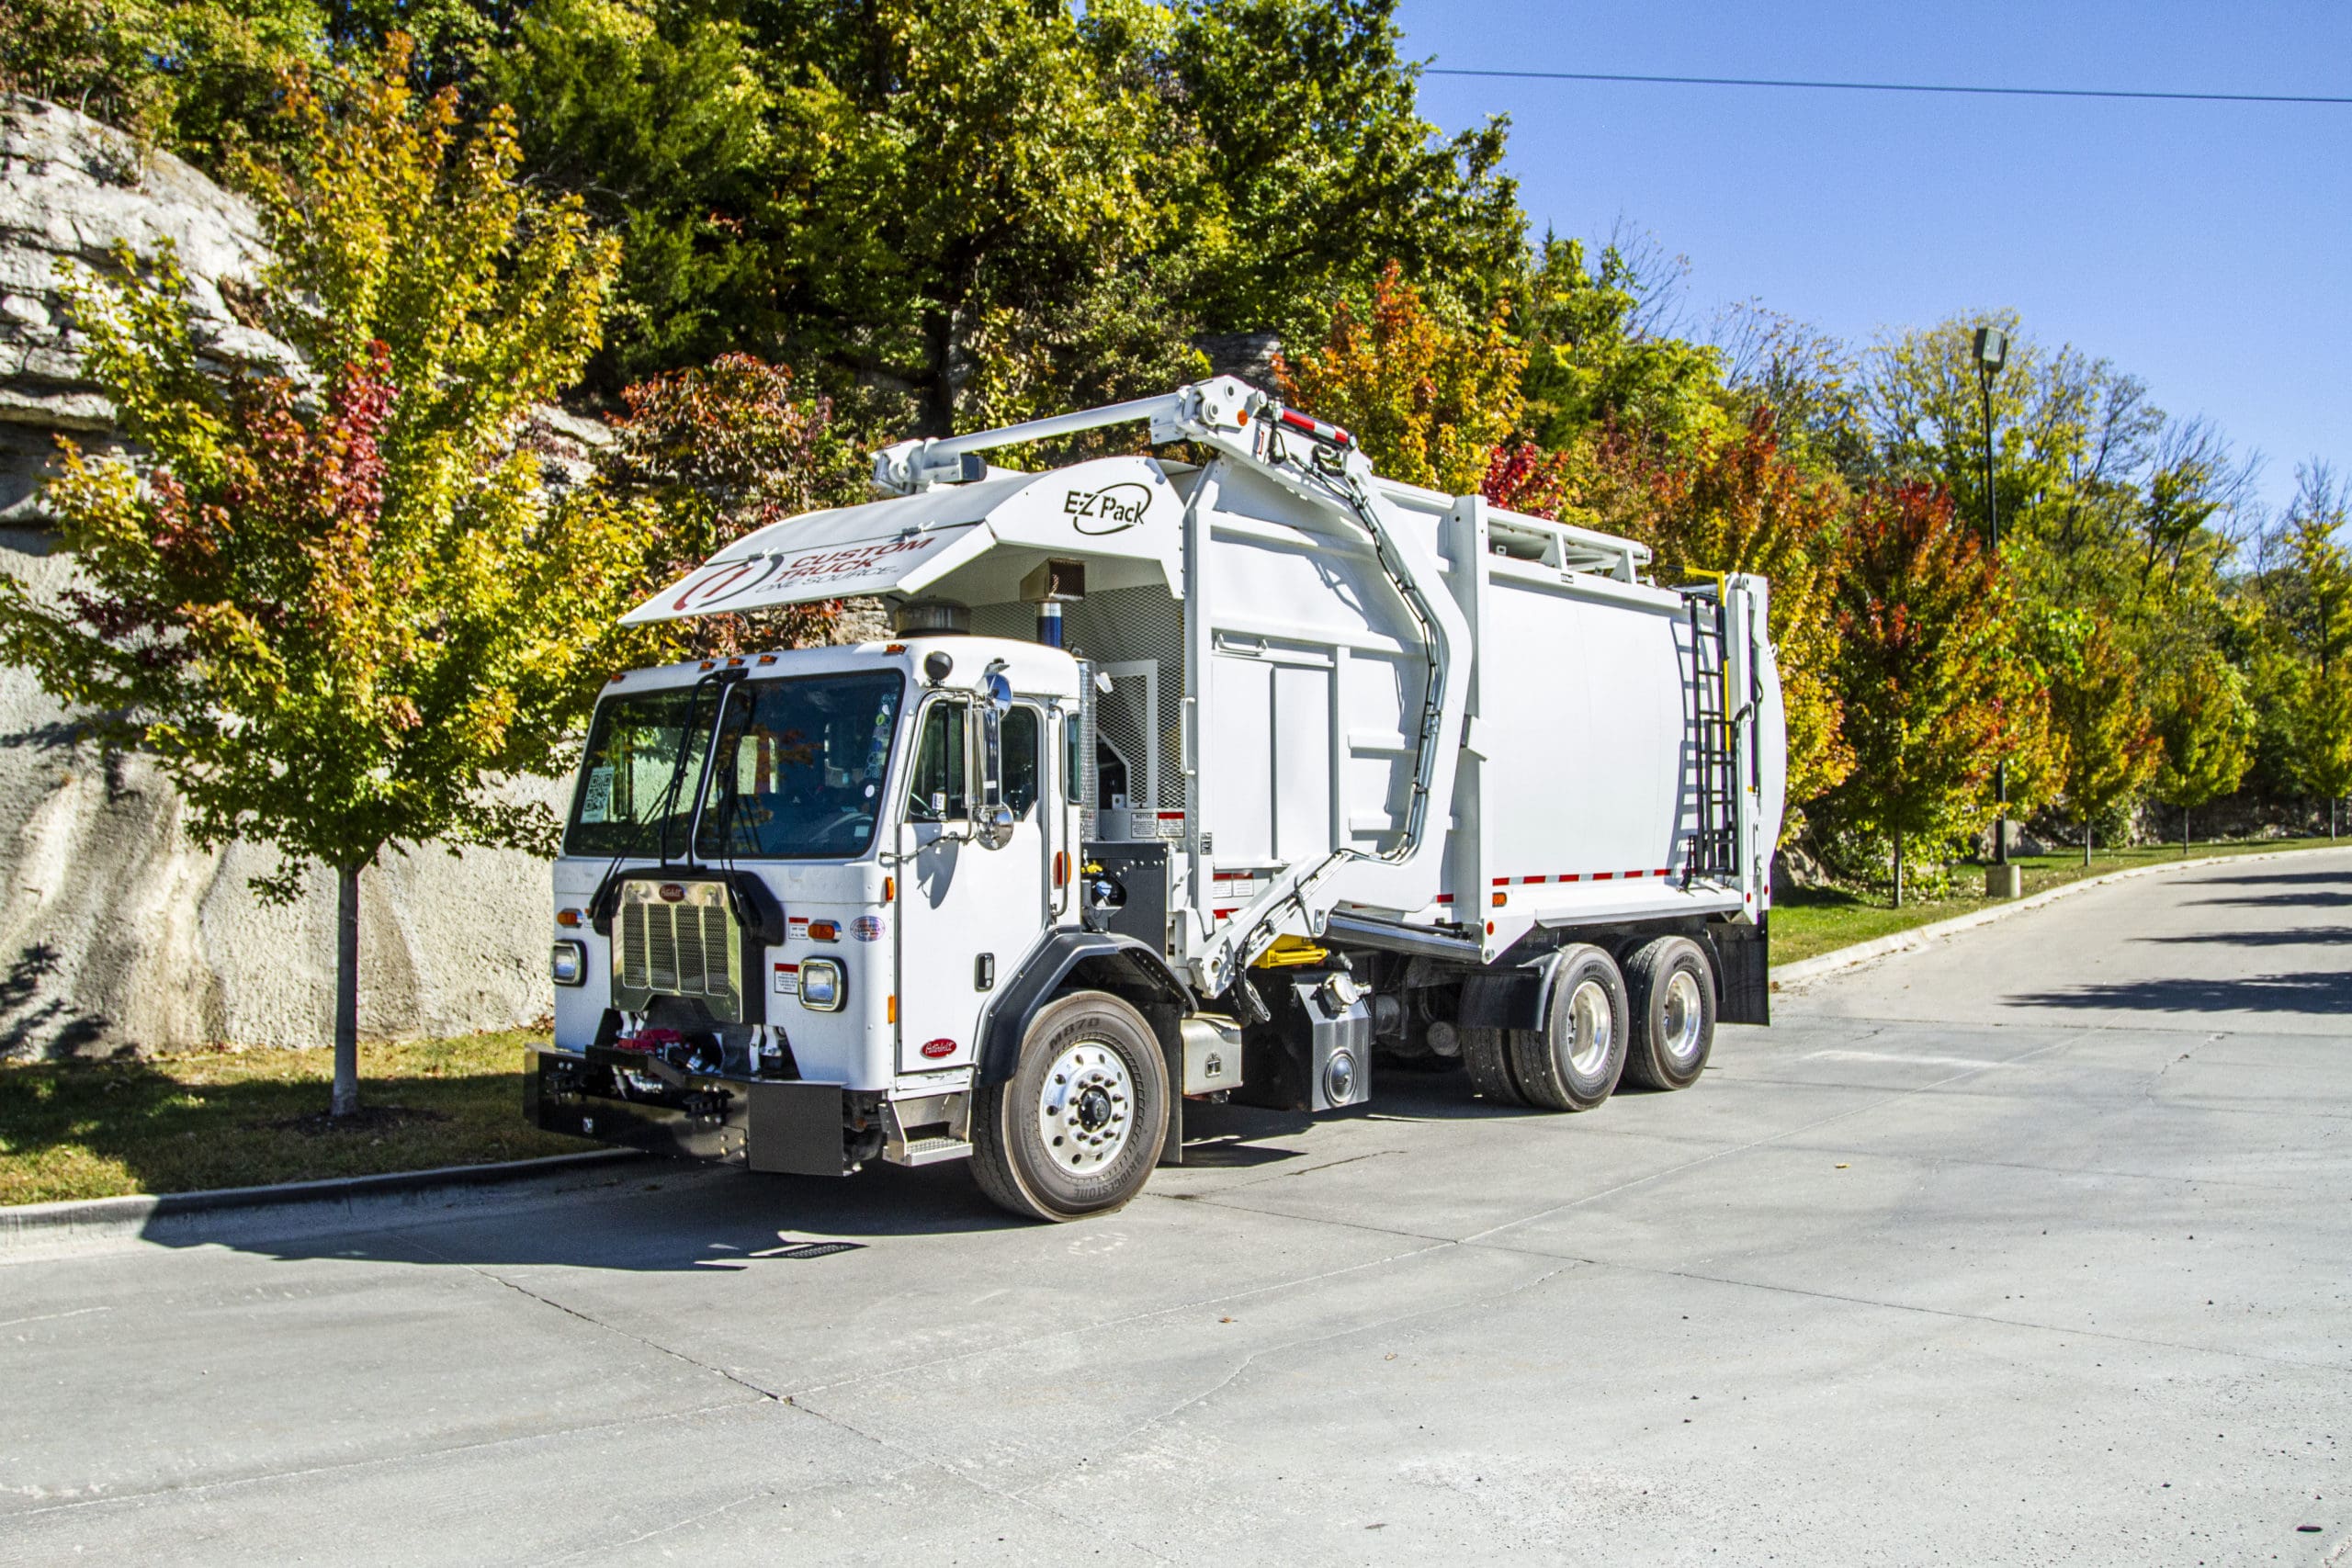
894 698 1050 1073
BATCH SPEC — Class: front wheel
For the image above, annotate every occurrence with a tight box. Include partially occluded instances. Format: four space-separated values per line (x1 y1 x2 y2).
970 991 1169 1222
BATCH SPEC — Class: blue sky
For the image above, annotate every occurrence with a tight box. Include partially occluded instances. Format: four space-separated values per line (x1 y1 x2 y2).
1396 1 2350 518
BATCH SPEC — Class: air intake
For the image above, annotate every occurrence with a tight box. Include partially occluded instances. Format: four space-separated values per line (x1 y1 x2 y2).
893 599 971 636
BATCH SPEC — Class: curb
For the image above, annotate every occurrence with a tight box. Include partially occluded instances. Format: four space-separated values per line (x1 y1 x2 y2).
0 1148 644 1258
1772 843 2346 987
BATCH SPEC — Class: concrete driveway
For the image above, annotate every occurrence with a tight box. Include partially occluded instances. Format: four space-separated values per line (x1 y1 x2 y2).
4 851 2348 1565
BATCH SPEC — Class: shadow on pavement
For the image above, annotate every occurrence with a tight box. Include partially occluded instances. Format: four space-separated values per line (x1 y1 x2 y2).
2140 925 2352 946
2007 970 2352 1015
126 1068 1533 1269
2192 868 2352 887
2188 891 2352 908
143 1156 1036 1271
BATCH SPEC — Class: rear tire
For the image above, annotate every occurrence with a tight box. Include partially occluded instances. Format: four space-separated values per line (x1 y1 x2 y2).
1622 936 1715 1090
1458 1025 1526 1106
1507 945 1630 1111
970 991 1168 1222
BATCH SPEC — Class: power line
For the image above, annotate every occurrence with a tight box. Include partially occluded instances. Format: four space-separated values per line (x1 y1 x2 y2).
1422 66 2352 107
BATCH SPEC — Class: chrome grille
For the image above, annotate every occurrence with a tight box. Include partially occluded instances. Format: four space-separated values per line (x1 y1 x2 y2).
612 878 744 1021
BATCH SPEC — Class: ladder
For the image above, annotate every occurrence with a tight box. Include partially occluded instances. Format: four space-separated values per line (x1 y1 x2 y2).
1683 594 1739 884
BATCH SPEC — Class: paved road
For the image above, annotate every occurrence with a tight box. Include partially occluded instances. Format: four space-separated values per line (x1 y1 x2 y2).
5 851 2349 1565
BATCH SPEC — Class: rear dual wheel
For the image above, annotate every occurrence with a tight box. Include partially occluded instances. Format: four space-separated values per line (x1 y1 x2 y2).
1622 936 1716 1090
1463 944 1630 1111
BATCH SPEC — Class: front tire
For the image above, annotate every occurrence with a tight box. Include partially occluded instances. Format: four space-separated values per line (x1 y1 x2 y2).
970 991 1169 1222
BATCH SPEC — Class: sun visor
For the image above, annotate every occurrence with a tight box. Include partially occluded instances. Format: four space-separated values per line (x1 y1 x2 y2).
617 457 1186 626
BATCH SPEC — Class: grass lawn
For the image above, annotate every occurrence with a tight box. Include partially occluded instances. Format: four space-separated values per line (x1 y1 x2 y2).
1772 835 2346 966
0 1028 595 1207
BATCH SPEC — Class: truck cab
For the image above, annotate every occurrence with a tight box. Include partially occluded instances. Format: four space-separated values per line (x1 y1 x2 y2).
532 633 1195 1214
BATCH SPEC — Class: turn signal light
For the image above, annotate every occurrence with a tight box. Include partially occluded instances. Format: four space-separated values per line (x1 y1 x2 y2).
808 919 841 942
882 876 895 901
1491 890 1507 908
556 908 583 929
1053 851 1068 888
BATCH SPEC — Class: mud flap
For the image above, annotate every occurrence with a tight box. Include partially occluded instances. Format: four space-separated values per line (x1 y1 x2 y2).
1712 916 1770 1026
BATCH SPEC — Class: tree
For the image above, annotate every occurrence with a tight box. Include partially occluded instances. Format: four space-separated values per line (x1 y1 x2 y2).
0 0 328 167
2253 465 2352 831
0 42 652 1113
2042 612 2160 863
1275 261 1523 493
1818 484 2038 906
2150 650 2254 852
1515 232 1726 457
1163 0 1523 345
2297 665 2352 840
603 353 870 655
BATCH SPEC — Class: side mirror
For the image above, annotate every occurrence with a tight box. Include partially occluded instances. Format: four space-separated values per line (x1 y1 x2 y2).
970 667 1014 850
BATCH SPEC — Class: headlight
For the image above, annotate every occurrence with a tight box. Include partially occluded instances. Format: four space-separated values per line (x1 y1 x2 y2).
550 941 586 987
798 958 845 1011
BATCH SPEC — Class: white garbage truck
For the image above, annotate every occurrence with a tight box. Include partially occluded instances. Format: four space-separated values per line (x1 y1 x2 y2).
526 377 1786 1220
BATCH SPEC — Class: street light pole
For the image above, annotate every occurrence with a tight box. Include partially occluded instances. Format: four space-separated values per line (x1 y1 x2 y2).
1973 325 2015 888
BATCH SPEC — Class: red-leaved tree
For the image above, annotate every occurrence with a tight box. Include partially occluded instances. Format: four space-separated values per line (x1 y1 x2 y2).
603 354 872 655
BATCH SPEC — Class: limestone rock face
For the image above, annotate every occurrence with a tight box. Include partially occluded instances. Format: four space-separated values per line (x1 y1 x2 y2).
0 99 560 1056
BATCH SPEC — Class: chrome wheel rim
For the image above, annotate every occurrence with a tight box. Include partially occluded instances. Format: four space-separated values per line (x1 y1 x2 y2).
1037 1040 1132 1174
1566 978 1614 1077
1661 968 1705 1066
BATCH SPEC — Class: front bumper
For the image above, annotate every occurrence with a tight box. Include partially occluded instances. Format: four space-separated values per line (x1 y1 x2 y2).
526 1046 850 1176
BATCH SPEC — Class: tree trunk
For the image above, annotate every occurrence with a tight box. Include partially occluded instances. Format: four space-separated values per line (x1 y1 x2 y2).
332 863 361 1119
2083 820 2093 867
2333 797 2339 841
1893 831 1905 908
2183 805 2190 857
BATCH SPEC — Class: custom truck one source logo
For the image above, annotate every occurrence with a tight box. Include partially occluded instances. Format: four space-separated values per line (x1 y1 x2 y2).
1064 482 1152 536
670 532 948 613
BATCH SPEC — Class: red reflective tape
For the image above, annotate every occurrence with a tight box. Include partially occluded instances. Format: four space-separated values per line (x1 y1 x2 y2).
1434 894 1454 905
1562 873 1582 882
1214 908 1237 919
1657 867 1671 877
1492 877 1509 886
1521 875 1544 886
1593 871 1615 881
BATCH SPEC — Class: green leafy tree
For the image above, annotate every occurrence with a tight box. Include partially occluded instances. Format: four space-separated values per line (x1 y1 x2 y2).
469 0 1528 420
2042 612 2160 863
2149 650 2254 852
2296 664 2352 840
0 43 650 1111
1516 233 1726 456
1819 484 2042 906
1164 0 1522 342
0 0 328 165
1275 261 1523 493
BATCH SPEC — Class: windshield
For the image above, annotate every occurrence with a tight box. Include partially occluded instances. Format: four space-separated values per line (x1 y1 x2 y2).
695 671 905 859
564 685 716 858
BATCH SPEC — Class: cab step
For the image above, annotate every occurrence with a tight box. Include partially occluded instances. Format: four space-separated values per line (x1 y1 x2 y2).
887 1135 975 1168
